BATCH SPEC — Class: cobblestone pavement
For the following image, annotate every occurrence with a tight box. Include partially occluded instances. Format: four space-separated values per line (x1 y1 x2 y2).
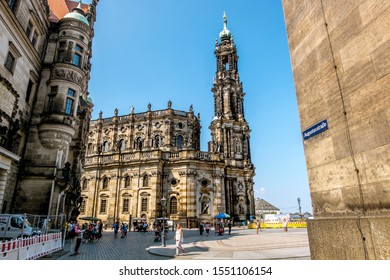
41 227 310 260
52 229 176 260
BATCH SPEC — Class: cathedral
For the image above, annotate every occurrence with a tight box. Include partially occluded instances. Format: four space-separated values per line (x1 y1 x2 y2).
81 14 256 227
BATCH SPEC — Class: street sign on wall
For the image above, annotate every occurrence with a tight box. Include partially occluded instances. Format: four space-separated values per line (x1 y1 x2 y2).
302 119 328 141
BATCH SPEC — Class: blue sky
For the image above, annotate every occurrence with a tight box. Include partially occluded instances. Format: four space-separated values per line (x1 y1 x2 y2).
87 0 312 214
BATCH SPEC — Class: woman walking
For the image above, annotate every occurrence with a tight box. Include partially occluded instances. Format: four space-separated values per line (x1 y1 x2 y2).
175 223 185 256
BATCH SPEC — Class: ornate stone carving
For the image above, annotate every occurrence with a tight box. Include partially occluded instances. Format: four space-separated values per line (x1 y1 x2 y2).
51 68 83 85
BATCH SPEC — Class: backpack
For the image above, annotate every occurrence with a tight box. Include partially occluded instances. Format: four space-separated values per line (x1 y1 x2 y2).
68 227 76 238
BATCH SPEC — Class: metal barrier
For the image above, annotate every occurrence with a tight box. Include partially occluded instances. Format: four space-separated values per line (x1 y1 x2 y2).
261 221 307 229
1 233 62 260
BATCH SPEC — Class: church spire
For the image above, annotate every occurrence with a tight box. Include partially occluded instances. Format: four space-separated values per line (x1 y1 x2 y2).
209 14 251 166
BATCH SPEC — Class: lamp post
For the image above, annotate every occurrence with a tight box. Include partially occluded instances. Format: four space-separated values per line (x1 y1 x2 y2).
161 197 167 247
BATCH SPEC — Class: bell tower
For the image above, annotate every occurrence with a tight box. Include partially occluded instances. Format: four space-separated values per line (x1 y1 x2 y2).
209 13 252 168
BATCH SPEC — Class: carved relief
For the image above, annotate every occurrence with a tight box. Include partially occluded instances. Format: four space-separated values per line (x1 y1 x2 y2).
51 68 83 85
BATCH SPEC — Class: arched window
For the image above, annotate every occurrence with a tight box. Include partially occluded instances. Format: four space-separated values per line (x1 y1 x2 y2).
119 139 126 151
143 174 149 187
175 135 183 149
102 177 108 189
103 141 109 152
124 176 131 188
170 197 178 214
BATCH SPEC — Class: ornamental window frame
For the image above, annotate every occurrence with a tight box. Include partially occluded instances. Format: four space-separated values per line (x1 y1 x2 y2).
170 197 178 214
100 198 107 214
122 198 129 213
141 198 148 212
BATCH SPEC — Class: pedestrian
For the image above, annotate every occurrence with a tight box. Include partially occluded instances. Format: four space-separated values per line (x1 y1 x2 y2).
124 223 128 237
120 222 125 238
66 220 73 239
113 221 120 238
175 223 185 256
98 221 103 238
199 221 204 236
228 220 232 235
283 218 288 232
70 220 82 256
143 222 148 232
205 222 210 236
256 220 260 234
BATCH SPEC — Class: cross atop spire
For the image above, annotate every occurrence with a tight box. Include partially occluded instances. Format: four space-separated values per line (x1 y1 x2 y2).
223 11 227 28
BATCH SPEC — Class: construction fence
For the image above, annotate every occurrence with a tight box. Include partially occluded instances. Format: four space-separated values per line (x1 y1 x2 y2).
1 232 62 260
248 221 307 229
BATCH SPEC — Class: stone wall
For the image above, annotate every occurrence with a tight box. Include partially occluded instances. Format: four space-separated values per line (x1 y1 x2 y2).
282 0 390 259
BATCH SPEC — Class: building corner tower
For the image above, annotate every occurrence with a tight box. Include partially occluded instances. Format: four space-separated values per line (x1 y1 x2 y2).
11 0 99 221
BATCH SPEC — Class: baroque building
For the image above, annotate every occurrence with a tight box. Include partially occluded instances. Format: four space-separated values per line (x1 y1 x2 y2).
282 1 390 259
81 14 256 227
0 0 99 220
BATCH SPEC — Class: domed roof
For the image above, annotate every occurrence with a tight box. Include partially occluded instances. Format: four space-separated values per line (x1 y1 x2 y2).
219 12 231 41
63 1 89 26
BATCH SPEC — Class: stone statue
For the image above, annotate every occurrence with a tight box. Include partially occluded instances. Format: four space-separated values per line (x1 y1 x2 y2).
202 202 209 214
235 138 242 153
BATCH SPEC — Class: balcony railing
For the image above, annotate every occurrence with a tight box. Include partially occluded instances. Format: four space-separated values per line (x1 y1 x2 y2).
84 150 218 166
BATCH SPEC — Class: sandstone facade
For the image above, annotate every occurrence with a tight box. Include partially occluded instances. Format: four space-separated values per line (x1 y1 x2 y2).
282 0 390 259
81 14 256 227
